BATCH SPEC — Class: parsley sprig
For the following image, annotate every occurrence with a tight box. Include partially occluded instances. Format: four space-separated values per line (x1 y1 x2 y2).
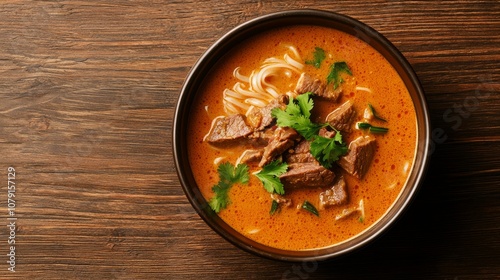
254 160 288 195
208 162 249 213
272 93 348 168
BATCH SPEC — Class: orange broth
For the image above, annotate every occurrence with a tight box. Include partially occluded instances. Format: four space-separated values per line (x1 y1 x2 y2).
187 25 417 250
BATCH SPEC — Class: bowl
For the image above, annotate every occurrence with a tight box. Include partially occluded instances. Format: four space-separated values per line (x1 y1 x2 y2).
173 9 430 261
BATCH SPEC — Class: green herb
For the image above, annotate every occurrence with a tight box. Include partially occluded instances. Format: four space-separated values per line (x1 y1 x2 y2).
368 103 387 122
254 160 288 195
270 200 280 215
310 132 349 169
208 162 250 213
302 200 319 216
271 92 324 140
305 47 326 69
272 92 348 168
327 61 352 89
357 122 389 134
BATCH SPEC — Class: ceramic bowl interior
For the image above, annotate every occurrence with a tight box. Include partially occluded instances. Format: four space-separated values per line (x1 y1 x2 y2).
173 9 430 261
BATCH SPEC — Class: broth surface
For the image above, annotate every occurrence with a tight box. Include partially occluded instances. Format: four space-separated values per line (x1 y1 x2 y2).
187 25 417 250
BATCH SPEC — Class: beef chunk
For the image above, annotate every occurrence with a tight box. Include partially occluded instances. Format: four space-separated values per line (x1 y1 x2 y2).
205 114 254 145
236 149 264 165
295 72 341 101
319 176 348 208
338 136 376 179
318 127 336 138
259 127 300 167
284 140 316 164
280 163 335 189
325 100 356 132
246 127 276 147
246 95 288 130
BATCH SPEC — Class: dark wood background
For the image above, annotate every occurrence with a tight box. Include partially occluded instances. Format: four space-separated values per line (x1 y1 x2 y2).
0 1 498 279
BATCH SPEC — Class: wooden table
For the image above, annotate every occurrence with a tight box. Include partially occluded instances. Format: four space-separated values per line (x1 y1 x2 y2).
1 1 498 279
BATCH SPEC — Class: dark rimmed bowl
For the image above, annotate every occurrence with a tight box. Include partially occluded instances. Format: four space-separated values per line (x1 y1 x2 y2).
173 9 430 262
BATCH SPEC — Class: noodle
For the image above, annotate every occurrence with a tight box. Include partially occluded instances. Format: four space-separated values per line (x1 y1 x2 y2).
222 45 303 115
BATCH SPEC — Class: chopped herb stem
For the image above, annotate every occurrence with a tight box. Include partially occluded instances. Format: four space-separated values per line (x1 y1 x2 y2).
357 122 372 129
270 200 280 215
368 103 387 122
369 126 389 133
357 122 389 134
302 200 319 216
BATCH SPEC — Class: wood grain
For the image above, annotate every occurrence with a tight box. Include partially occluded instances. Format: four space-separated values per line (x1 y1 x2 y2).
0 0 498 279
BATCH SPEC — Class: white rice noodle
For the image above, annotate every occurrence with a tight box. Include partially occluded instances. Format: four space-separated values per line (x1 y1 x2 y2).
213 156 225 165
233 67 249 83
355 86 373 93
284 53 304 70
235 149 252 166
244 98 268 107
222 45 304 115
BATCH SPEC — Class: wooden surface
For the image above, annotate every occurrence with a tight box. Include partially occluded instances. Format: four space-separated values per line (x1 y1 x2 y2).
0 1 498 279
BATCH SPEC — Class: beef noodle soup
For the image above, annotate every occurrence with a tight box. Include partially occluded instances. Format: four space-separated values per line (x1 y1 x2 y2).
186 25 417 250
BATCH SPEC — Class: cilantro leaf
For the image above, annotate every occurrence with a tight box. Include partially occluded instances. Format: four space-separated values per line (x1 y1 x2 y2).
296 92 314 119
254 160 288 195
208 162 250 213
272 92 349 167
209 183 230 213
310 133 349 169
272 92 324 140
327 61 352 89
305 47 326 69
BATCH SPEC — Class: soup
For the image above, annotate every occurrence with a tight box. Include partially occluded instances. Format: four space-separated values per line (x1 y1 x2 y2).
187 25 417 250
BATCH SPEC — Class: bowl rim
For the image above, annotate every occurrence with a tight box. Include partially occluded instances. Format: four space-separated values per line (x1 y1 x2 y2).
173 9 430 262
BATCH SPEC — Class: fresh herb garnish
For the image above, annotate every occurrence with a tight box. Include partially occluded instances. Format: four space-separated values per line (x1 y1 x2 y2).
310 131 349 169
270 200 280 215
272 92 348 168
254 160 288 195
305 47 326 69
368 103 387 122
327 61 352 89
357 122 389 133
208 162 250 213
271 92 324 140
302 200 319 216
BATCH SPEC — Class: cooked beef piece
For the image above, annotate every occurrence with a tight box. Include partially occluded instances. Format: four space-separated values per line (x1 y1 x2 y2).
326 100 356 132
205 114 254 145
271 193 292 207
259 127 301 167
284 140 316 164
338 136 376 179
280 163 335 189
318 127 336 138
236 149 264 165
319 176 348 208
295 72 342 101
246 95 289 130
246 126 276 147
